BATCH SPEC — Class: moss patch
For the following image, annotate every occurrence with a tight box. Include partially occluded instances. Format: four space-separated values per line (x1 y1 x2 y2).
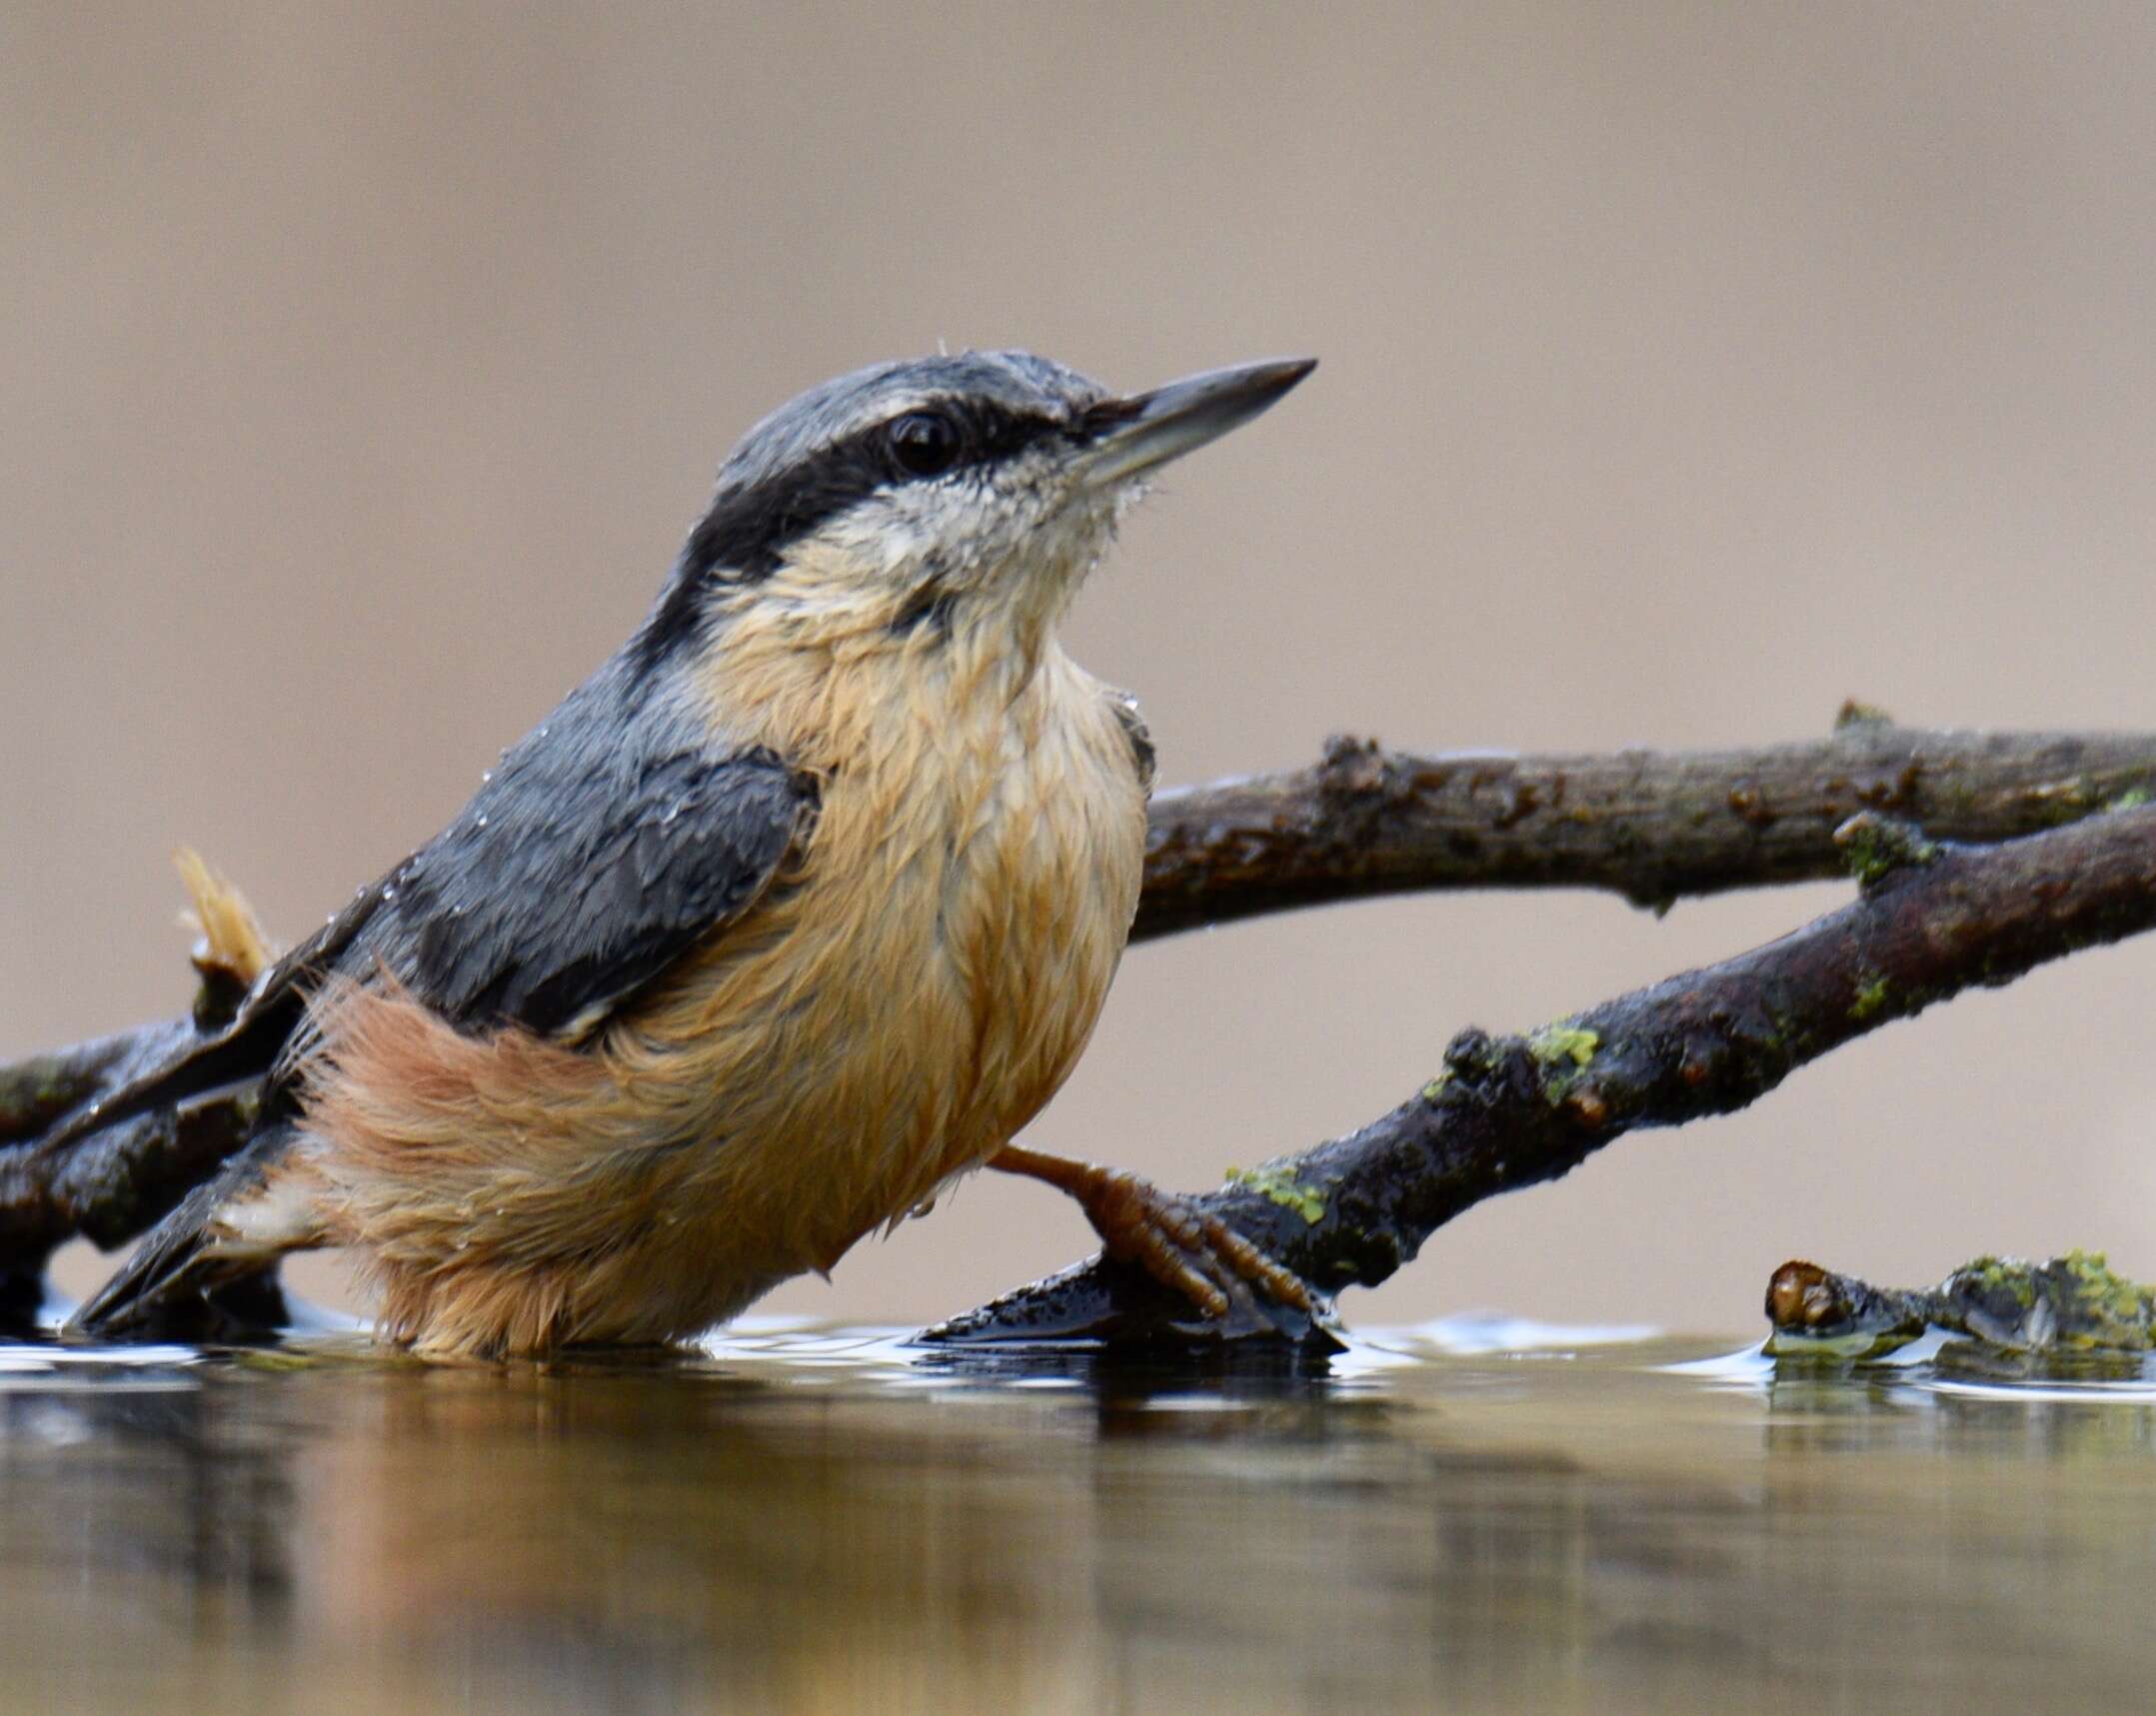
1528 1024 1599 1069
1526 1023 1600 1102
1223 1163 1327 1224
1962 1254 2037 1308
2056 1248 2151 1346
1840 817 1940 887
1850 975 1891 1022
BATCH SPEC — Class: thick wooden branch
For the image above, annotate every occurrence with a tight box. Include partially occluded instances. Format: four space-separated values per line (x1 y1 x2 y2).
926 802 2156 1348
9 720 2156 1322
1133 715 2156 937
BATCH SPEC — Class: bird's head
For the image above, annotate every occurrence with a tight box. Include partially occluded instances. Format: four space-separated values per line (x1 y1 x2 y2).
636 351 1314 677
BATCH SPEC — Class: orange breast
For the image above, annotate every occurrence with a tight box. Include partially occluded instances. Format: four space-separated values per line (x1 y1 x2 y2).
635 643 1145 1265
305 634 1145 1355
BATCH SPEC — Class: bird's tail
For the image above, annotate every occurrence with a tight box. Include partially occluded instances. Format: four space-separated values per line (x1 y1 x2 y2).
65 1122 326 1342
3 848 316 1337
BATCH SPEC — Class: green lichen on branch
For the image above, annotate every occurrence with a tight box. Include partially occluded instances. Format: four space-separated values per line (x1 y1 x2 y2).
1528 1024 1599 1069
1525 1021 1600 1104
1223 1162 1327 1224
1997 1249 2144 1346
1834 813 1941 889
933 799 2156 1351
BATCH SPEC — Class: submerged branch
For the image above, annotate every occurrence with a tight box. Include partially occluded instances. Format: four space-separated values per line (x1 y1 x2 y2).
927 803 2156 1347
1765 1251 2156 1359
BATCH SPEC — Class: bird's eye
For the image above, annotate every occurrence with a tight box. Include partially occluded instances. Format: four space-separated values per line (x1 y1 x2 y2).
887 410 963 479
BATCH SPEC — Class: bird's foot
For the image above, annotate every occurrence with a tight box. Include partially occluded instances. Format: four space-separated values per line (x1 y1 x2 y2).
987 1144 1324 1334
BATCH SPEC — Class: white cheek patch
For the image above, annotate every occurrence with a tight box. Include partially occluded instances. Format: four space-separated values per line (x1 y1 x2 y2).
861 482 1011 580
828 503 932 577
789 454 1123 608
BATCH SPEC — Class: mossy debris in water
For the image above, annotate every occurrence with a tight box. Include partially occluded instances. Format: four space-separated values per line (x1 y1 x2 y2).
1768 1249 2156 1358
1958 1253 2038 1309
1944 1249 2156 1351
1762 1259 1927 1359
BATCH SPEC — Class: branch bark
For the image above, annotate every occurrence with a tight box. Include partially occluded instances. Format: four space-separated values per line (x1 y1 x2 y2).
0 1020 253 1252
8 719 2156 1328
925 803 2156 1348
1133 715 2156 937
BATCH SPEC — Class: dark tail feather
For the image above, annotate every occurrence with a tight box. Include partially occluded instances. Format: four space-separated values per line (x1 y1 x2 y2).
65 1123 317 1343
9 865 381 1291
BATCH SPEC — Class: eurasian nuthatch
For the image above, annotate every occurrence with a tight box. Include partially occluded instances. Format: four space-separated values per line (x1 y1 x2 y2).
64 350 1315 1357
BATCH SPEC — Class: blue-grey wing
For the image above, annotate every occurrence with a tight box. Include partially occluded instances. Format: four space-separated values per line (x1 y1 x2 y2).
42 658 817 1153
362 715 819 1038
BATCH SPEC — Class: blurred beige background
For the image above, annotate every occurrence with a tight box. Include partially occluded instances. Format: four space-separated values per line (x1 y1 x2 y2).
7 2 2156 1337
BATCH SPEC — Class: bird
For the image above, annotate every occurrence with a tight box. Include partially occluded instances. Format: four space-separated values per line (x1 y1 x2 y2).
56 349 1319 1359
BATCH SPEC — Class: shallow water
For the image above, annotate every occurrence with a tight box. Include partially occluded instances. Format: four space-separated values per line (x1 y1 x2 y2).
4 1318 2153 1714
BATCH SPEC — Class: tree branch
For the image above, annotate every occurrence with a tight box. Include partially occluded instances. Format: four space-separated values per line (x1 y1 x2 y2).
925 802 2156 1348
1134 713 2156 937
9 719 2156 1326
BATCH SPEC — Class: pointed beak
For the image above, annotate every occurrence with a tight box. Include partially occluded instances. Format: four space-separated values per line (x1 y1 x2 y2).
1074 357 1317 488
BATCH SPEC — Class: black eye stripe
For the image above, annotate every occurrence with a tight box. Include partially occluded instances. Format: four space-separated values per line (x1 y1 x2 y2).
631 401 1072 671
697 402 1064 578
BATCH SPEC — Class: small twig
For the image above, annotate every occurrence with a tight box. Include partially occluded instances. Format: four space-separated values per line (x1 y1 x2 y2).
928 802 2156 1346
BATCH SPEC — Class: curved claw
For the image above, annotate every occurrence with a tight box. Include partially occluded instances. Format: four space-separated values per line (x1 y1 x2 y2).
988 1144 1328 1335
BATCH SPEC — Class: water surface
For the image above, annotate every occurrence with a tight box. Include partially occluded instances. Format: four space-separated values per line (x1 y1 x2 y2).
4 1320 2152 1712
